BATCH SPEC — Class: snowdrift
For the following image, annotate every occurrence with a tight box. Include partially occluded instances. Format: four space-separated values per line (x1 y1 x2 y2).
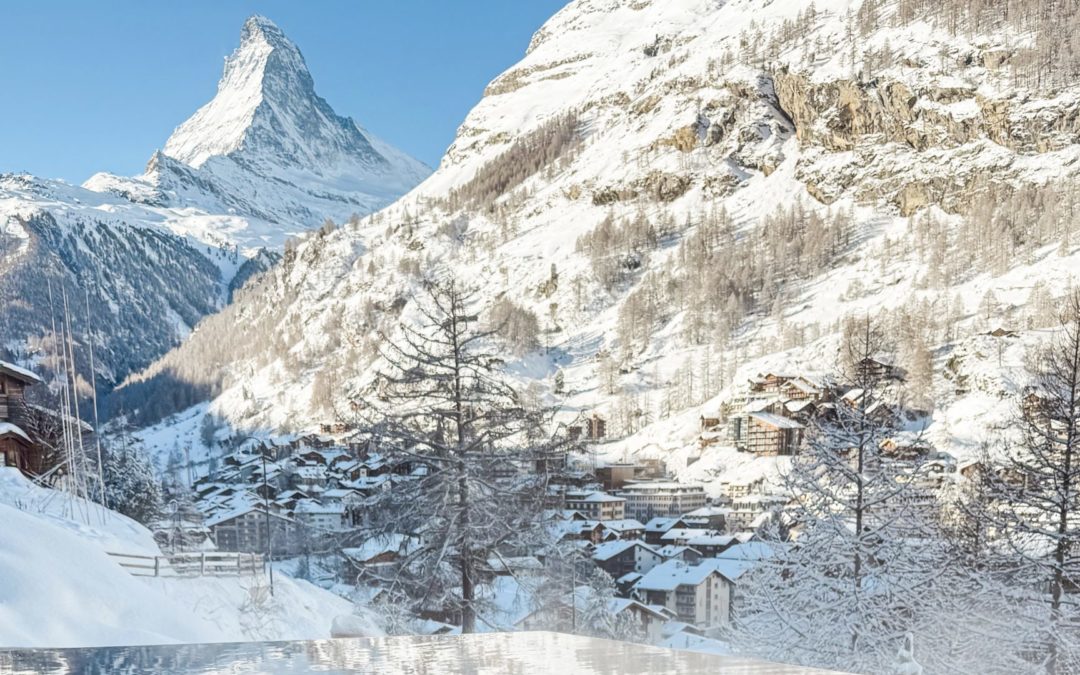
0 468 379 648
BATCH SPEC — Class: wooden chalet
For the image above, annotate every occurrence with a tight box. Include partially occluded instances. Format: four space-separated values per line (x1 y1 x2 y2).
643 517 689 546
319 422 349 435
0 360 44 475
586 413 607 440
879 438 926 461
856 357 904 382
749 372 798 395
699 409 722 431
300 448 331 465
1021 389 1062 424
744 412 804 456
778 376 826 402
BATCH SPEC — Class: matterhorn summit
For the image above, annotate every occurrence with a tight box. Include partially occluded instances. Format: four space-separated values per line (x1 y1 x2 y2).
163 15 317 168
86 15 429 233
162 15 427 194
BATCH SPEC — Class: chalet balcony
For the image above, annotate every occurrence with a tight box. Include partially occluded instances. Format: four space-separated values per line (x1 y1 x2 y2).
0 632 847 673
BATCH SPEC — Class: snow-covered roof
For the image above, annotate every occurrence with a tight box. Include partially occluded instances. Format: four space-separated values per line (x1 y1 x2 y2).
661 529 735 548
341 475 390 491
785 399 815 413
618 481 703 493
567 491 625 503
0 360 42 385
744 397 779 413
842 388 865 402
591 539 656 562
0 422 32 445
660 620 701 638
635 560 722 591
782 378 821 394
486 555 543 573
866 400 889 415
699 557 753 582
717 541 774 562
655 544 702 559
748 412 804 430
644 517 685 533
659 631 733 656
205 503 293 527
321 488 359 499
600 518 644 531
683 506 731 518
660 527 709 541
687 533 737 547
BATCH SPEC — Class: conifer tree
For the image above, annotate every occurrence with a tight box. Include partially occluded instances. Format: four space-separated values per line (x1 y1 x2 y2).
355 278 564 633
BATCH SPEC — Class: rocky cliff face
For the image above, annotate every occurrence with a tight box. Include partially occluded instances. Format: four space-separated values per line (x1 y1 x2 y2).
771 68 1080 214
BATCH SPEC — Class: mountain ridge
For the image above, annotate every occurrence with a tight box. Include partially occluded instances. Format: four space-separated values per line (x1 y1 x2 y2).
1 14 427 393
117 0 1080 480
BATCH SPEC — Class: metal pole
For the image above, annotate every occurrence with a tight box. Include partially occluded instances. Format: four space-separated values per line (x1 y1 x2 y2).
571 555 577 632
261 447 274 596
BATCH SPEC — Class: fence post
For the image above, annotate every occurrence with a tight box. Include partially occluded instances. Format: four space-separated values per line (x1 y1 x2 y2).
154 556 160 577
200 552 206 576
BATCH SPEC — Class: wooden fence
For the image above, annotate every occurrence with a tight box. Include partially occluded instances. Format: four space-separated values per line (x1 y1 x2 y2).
107 551 264 578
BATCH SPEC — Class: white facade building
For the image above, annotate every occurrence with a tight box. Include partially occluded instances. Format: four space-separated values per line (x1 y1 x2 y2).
617 482 707 521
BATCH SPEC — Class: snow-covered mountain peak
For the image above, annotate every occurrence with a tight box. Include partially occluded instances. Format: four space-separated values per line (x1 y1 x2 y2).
163 14 341 170
159 13 431 199
82 14 430 243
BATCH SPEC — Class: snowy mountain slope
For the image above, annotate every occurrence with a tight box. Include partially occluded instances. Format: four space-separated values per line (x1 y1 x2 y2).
121 0 1080 489
0 174 228 388
0 468 376 648
86 15 431 243
2 15 428 392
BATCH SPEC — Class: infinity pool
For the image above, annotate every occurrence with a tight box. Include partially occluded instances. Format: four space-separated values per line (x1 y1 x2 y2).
0 632 843 674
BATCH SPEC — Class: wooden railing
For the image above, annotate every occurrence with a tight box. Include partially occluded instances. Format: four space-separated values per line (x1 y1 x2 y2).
107 551 264 578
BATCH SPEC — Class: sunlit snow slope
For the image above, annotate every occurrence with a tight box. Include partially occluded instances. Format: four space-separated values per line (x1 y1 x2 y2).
126 0 1080 492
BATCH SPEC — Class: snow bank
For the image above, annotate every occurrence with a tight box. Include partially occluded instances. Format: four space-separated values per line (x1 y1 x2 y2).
0 498 213 648
0 468 380 648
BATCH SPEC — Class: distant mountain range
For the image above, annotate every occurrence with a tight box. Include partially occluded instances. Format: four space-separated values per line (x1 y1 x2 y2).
0 15 429 391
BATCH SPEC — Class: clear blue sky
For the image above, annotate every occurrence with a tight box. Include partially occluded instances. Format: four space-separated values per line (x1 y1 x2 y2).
0 1 567 181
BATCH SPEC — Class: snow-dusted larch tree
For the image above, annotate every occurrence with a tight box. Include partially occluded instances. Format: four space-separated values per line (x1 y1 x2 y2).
733 318 952 672
974 289 1080 673
355 278 564 633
